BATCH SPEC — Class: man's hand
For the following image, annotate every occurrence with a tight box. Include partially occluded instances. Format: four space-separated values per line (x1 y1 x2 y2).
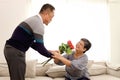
51 51 61 59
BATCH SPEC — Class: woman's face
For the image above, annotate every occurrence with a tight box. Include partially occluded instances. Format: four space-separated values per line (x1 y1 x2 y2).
75 40 86 53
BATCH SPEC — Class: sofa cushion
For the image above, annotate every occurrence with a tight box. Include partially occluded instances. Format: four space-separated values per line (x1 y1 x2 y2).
93 61 106 66
0 59 37 78
25 59 37 78
0 63 9 76
36 63 52 76
87 60 94 68
46 65 65 78
88 64 107 76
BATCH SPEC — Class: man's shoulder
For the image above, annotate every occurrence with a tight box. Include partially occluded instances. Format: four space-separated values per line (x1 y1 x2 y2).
24 15 40 23
25 15 37 20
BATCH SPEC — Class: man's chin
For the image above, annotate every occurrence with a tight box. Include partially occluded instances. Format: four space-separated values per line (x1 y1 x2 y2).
45 23 48 25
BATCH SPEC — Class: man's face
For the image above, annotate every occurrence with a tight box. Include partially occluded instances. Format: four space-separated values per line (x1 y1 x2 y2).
44 11 54 25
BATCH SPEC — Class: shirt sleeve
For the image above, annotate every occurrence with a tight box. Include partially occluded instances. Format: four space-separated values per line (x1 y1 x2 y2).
70 55 88 70
31 41 52 58
55 54 70 65
30 33 52 58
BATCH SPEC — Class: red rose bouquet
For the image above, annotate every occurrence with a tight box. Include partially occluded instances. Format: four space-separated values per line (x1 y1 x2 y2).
59 40 74 54
41 40 74 66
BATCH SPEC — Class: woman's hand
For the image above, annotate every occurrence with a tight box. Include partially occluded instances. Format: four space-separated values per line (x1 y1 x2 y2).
52 50 61 59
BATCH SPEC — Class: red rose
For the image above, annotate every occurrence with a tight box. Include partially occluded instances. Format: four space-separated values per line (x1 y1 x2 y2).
67 40 74 49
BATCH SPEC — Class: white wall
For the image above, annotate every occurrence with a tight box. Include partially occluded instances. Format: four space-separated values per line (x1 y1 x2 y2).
29 0 111 62
109 0 120 64
0 0 120 64
0 0 31 63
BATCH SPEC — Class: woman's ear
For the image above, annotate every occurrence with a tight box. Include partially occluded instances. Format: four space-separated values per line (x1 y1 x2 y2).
83 48 86 52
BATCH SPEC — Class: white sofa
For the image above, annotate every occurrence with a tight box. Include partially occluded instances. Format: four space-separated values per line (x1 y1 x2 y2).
0 60 120 80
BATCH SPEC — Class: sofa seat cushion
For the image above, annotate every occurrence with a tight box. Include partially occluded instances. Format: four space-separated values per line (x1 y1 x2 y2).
0 77 10 80
26 76 53 80
53 75 120 80
53 77 65 80
90 74 120 80
0 77 32 80
0 76 53 80
107 68 120 78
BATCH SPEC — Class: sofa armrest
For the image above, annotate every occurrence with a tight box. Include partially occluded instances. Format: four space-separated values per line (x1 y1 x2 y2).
106 62 120 78
107 68 120 78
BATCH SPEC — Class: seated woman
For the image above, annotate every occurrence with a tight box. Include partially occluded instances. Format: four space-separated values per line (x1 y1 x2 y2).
52 38 92 80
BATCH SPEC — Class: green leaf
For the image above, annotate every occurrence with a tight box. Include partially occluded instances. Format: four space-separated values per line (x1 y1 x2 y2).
65 48 72 54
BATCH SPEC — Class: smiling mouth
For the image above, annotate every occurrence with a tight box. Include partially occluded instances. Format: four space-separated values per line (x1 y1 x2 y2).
75 47 79 49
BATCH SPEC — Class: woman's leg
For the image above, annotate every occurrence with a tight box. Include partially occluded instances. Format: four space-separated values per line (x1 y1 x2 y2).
65 76 71 80
77 77 90 80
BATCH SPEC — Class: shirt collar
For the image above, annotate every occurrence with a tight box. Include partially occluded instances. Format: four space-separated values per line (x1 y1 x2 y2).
37 14 43 24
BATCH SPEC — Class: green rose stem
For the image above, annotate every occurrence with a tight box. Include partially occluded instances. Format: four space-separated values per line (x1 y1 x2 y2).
41 41 74 66
41 51 63 67
41 58 52 67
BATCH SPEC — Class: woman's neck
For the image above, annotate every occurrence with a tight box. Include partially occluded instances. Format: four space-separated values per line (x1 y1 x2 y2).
74 51 83 59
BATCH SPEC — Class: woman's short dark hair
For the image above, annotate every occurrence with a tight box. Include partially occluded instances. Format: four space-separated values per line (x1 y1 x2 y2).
39 3 55 13
81 38 92 53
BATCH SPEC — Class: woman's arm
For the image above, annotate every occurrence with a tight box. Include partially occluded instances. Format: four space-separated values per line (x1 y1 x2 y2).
52 52 71 67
